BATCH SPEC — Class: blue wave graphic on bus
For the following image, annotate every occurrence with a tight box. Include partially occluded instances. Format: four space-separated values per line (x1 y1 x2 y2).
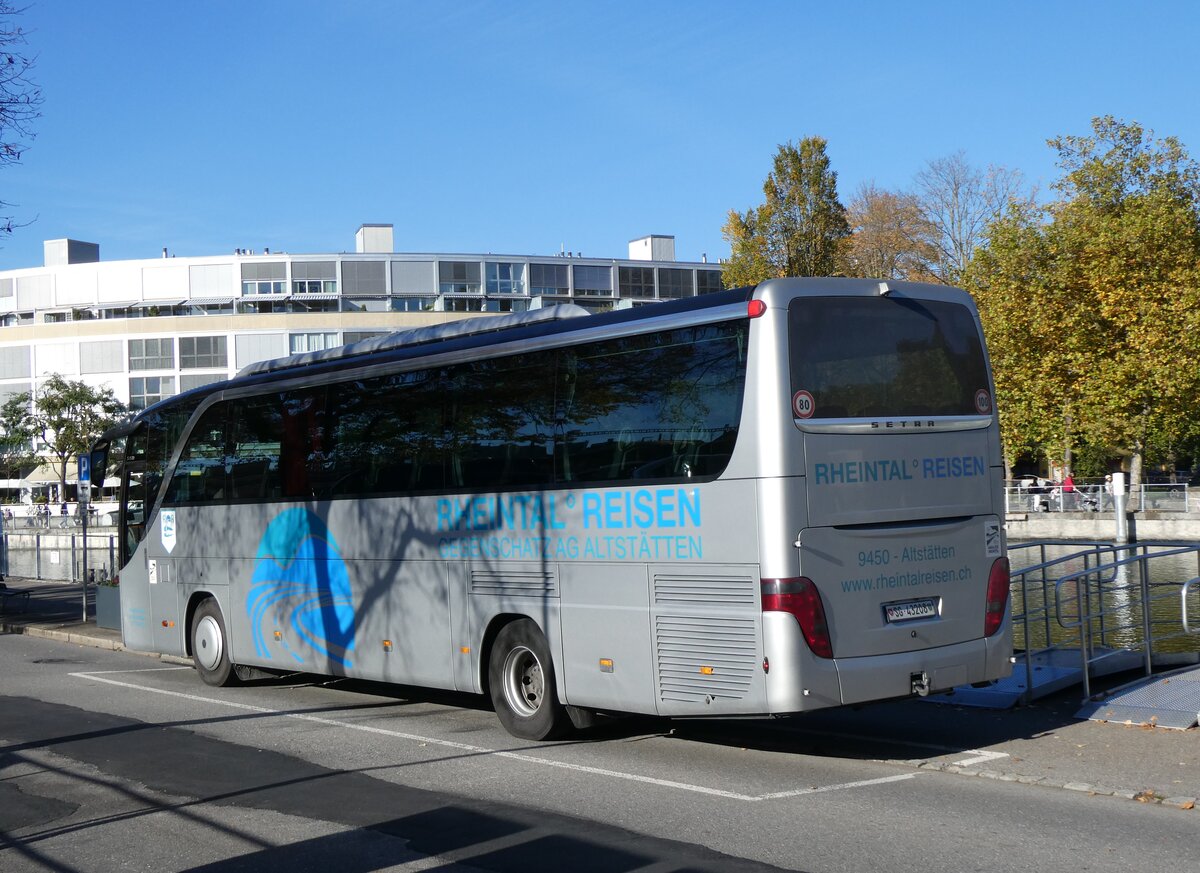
247 508 356 668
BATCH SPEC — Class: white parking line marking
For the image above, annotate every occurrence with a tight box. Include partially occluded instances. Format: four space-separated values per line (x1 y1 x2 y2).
952 750 1009 767
70 670 918 802
757 774 916 800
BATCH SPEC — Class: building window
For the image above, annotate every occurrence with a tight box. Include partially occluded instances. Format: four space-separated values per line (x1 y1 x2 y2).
529 263 569 296
288 298 339 313
392 297 437 312
343 331 388 344
657 268 694 299
293 279 335 294
292 261 337 295
129 338 175 370
697 270 723 295
485 298 530 313
486 262 525 294
572 265 613 297
237 299 286 314
180 336 228 369
444 298 485 312
340 297 390 313
130 376 175 410
290 332 339 354
241 262 287 295
618 266 656 298
438 261 481 294
245 279 286 295
180 373 224 392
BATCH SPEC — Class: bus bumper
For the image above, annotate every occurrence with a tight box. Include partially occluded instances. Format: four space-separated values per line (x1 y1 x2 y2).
763 612 1013 714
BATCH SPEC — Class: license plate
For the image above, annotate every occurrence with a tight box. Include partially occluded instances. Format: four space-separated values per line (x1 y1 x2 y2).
884 598 938 623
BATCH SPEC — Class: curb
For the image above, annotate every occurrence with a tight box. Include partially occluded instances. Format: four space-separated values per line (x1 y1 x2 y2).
912 759 1197 812
17 624 192 666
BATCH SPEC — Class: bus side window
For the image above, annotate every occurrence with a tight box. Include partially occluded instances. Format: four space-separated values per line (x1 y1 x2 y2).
164 404 228 505
446 353 554 491
228 395 284 500
321 369 445 497
555 322 747 485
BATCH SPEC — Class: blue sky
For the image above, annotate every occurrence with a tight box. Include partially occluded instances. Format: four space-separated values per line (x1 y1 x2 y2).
1 1 1196 270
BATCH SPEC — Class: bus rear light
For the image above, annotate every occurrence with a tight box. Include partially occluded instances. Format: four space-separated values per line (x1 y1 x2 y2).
984 557 1010 637
747 299 767 318
762 577 833 659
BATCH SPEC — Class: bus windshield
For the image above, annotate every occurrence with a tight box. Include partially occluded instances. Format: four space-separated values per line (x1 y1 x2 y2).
788 295 989 419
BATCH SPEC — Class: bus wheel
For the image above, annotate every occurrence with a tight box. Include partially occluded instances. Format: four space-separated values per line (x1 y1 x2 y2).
191 598 238 687
488 619 570 740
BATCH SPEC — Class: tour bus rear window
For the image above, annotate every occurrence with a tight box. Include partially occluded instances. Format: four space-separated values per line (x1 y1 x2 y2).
788 296 989 419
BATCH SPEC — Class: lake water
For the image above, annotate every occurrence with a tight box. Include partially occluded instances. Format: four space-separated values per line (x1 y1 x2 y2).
1008 540 1200 656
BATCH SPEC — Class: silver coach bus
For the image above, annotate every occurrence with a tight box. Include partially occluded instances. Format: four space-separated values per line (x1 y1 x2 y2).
92 277 1012 740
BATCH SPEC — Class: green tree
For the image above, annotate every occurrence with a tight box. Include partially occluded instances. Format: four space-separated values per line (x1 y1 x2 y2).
964 201 1062 480
0 391 36 483
17 375 128 498
0 2 42 237
967 117 1200 494
722 137 850 285
1047 117 1200 498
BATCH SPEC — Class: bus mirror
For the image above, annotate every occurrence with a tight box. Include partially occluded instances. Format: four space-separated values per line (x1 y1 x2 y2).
90 445 109 485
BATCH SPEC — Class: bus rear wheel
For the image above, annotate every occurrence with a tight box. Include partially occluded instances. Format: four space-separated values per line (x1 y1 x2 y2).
488 619 570 740
191 598 239 687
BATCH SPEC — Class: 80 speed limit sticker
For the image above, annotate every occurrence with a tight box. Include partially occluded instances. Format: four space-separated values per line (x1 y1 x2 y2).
792 390 815 419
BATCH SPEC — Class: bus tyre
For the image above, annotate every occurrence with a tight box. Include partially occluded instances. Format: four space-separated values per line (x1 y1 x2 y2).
191 598 239 687
488 619 570 741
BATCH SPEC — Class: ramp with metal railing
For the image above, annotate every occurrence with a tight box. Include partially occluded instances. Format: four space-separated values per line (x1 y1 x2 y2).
1077 663 1200 729
926 541 1200 718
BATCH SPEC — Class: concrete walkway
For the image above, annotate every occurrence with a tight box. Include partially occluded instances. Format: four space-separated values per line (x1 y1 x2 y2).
0 576 184 662
1 576 1197 813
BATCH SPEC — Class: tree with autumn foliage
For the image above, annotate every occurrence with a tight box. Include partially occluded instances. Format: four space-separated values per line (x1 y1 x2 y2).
722 137 850 286
966 117 1200 492
843 182 936 280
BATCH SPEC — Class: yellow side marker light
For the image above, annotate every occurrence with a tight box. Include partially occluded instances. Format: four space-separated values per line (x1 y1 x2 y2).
599 658 614 673
699 665 715 675
273 631 282 641
460 646 471 654
383 640 393 652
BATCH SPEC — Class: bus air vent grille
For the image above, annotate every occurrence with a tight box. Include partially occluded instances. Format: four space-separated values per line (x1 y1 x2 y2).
653 575 755 606
655 616 756 701
470 570 557 598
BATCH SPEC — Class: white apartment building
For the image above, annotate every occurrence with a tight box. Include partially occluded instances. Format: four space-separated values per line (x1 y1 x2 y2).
0 226 724 411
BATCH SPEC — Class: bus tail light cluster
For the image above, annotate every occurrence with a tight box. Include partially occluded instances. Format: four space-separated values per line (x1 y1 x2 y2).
762 577 833 659
984 557 1010 637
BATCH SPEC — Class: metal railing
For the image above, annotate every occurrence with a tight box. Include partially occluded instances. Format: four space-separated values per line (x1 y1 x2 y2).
1005 482 1194 513
1009 540 1200 702
0 528 119 583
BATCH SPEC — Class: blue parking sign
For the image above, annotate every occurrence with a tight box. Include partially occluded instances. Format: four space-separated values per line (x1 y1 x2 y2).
77 453 91 483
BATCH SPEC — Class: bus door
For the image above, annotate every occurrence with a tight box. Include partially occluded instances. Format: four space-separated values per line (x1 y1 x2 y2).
114 422 182 655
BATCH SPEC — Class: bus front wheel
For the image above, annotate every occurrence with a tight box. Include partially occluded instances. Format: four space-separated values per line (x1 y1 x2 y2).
191 598 238 687
488 619 570 740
